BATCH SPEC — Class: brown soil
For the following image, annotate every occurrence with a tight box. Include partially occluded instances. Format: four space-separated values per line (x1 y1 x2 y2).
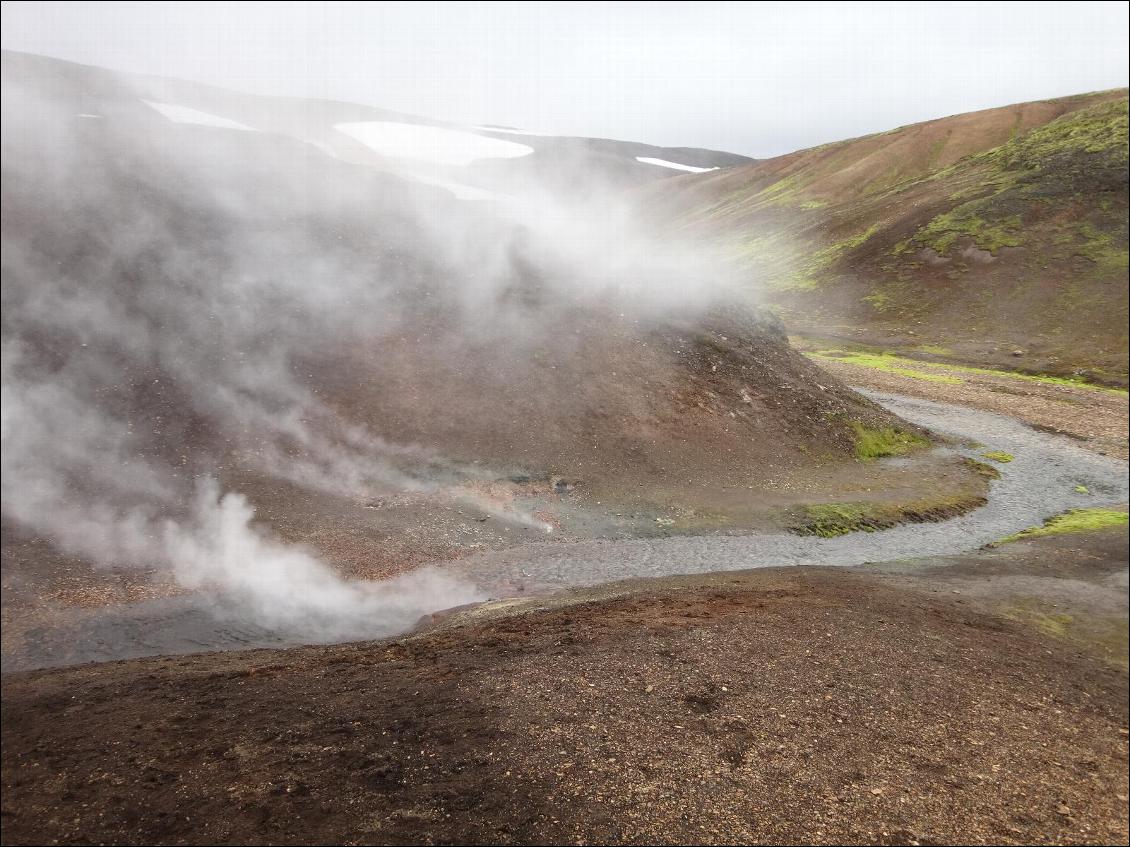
3 526 1127 846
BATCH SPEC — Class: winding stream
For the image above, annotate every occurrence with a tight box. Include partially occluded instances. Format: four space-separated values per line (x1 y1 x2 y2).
450 390 1129 593
5 391 1127 671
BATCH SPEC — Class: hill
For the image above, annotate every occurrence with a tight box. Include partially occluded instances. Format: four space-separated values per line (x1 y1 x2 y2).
645 91 1129 386
1 51 987 661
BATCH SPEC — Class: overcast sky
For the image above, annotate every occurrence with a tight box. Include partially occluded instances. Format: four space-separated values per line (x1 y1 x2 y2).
2 1 1127 157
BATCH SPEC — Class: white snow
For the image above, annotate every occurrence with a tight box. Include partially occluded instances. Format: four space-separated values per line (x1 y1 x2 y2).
473 124 545 136
635 156 719 174
335 121 534 166
141 100 258 132
76 113 103 119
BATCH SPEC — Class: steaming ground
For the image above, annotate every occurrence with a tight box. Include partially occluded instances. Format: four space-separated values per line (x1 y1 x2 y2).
2 49 950 663
3 389 1127 671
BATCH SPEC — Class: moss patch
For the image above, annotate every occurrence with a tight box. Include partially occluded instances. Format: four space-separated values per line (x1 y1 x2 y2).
810 351 963 384
807 349 1128 395
917 205 1023 254
790 491 986 538
848 420 929 460
999 508 1129 543
998 600 1129 671
981 450 1014 464
789 224 881 289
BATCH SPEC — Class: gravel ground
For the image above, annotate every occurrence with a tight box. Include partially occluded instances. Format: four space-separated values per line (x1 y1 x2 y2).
3 544 1127 846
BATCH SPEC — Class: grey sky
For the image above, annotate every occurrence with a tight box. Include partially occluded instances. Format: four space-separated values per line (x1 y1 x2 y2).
2 1 1127 157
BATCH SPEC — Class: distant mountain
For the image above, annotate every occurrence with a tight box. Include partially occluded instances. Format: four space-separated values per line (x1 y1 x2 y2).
1 50 754 202
645 90 1129 385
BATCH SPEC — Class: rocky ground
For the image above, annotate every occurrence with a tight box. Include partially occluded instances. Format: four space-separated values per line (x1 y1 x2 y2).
2 524 1127 846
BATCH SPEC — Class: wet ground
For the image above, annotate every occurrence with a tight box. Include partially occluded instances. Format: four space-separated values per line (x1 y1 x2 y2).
2 390 1126 672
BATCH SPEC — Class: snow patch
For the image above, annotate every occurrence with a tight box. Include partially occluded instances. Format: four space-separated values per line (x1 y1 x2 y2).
141 100 258 132
335 121 534 166
635 156 719 174
77 113 103 119
473 124 545 136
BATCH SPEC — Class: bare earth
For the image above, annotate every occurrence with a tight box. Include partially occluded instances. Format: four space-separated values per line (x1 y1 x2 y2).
1 526 1127 846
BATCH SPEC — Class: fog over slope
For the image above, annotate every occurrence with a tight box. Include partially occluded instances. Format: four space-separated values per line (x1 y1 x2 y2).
1 52 896 638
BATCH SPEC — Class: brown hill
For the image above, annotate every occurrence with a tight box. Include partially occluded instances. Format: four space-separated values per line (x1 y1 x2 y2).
646 91 1129 386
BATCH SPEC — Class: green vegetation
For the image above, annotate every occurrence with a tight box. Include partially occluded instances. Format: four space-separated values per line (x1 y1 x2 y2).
902 99 1127 262
798 199 828 209
810 350 963 384
848 420 928 460
807 349 1129 395
788 224 882 289
1071 222 1130 275
794 502 876 537
997 600 1129 670
981 450 1014 463
791 491 986 538
988 98 1129 172
913 345 953 356
999 508 1129 543
916 204 1023 254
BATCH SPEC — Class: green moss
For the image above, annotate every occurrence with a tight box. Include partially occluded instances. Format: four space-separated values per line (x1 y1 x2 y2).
810 351 963 384
999 508 1129 543
791 490 986 538
913 345 954 356
789 224 882 288
1001 605 1075 638
798 199 828 209
997 600 1129 670
861 291 891 312
848 420 928 460
987 98 1129 171
806 349 1128 395
757 173 803 202
916 205 1023 254
981 450 1014 463
796 502 874 537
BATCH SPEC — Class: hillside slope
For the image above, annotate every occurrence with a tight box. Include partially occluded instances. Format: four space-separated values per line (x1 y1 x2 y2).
648 91 1129 385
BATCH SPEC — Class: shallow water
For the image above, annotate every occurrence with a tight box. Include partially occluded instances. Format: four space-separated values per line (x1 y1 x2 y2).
5 391 1127 671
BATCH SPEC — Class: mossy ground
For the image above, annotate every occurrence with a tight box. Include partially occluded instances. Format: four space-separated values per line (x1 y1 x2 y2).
999 507 1129 543
805 348 1129 395
998 600 1130 671
981 450 1014 463
848 419 928 460
790 490 987 538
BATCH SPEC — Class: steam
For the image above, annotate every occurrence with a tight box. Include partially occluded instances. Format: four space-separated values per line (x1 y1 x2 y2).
0 53 740 639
